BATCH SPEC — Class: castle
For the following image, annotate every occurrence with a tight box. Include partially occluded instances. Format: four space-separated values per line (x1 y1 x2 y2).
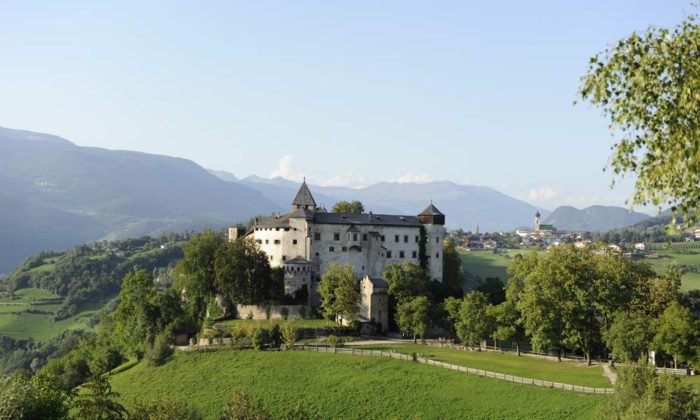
231 181 446 331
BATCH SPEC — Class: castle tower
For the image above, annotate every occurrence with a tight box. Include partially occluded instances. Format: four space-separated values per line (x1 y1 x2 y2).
534 211 541 232
292 179 317 211
418 203 446 282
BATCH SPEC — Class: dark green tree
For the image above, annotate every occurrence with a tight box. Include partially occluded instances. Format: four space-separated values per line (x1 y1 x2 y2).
72 373 127 420
318 263 359 324
396 296 432 343
331 200 364 214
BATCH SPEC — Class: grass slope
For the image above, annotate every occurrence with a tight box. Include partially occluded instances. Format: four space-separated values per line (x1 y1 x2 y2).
645 250 700 291
0 288 103 339
110 349 606 419
354 344 611 388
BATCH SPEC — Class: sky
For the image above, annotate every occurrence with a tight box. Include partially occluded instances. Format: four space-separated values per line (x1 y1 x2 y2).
0 1 691 211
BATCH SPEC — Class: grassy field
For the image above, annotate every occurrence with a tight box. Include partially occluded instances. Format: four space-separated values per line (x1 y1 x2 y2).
110 349 606 419
354 343 611 388
0 288 104 340
459 249 700 290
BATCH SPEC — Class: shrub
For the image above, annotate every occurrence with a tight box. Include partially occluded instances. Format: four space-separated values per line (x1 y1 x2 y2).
327 335 339 349
246 311 254 320
130 398 202 420
269 325 282 349
144 334 173 367
252 328 269 351
281 322 297 350
221 390 269 420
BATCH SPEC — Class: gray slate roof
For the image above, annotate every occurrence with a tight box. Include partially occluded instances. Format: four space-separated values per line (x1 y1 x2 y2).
285 256 310 265
292 181 317 207
418 203 444 216
313 212 423 227
367 276 389 289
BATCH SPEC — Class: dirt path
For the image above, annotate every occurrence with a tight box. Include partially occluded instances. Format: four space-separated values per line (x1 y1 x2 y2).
602 363 617 385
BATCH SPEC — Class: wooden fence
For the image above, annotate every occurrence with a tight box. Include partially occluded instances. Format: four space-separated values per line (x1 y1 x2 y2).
299 345 615 395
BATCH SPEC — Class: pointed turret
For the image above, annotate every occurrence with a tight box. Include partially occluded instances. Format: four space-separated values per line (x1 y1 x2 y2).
417 203 445 225
292 179 317 211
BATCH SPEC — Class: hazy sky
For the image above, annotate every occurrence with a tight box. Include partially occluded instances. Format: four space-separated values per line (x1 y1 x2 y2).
0 1 691 211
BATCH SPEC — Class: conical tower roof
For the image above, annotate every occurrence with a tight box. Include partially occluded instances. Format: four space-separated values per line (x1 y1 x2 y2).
292 179 317 208
418 203 444 217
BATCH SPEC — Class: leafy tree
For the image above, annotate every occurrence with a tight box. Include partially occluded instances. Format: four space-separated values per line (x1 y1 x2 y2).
384 263 430 303
438 238 465 299
0 373 70 420
396 296 432 343
175 230 224 319
72 372 127 420
144 333 173 367
603 311 655 363
220 390 269 420
214 239 277 305
579 12 700 223
331 200 364 214
603 363 700 420
318 263 359 324
130 398 202 420
113 270 160 358
453 291 493 350
488 301 524 356
476 277 505 305
653 302 698 369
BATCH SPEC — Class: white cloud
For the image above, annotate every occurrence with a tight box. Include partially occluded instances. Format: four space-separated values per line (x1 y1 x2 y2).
320 171 368 188
270 155 297 180
524 187 560 203
395 173 434 184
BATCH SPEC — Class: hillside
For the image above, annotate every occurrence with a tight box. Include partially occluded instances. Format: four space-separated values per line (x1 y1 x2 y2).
543 205 650 232
110 349 605 419
231 176 548 232
0 127 281 273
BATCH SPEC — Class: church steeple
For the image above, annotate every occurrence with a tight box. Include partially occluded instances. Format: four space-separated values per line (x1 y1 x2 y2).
292 178 317 211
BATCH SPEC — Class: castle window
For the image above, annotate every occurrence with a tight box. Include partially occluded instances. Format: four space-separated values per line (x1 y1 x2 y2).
386 250 392 258
415 236 419 243
394 235 399 243
256 239 262 244
436 237 440 243
353 234 358 241
315 252 319 257
334 233 340 241
329 246 335 252
436 252 440 258
284 228 290 231
404 235 408 243
270 255 273 261
342 246 347 252
282 256 287 261
265 239 269 244
399 251 405 258
363 233 368 241
314 232 321 240
412 251 417 258
293 239 298 245
381 235 385 242
274 239 281 245
276 228 280 231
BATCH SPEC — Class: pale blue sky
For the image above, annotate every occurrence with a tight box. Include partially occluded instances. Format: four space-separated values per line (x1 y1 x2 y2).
0 1 690 211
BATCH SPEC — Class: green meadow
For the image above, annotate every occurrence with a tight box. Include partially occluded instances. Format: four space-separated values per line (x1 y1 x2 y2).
0 288 104 340
109 349 607 419
353 343 611 388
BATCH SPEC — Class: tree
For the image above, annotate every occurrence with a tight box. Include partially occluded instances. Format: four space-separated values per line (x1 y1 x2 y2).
489 301 524 356
476 277 505 305
384 263 430 303
331 200 364 214
0 373 70 420
396 296 432 343
603 311 655 363
439 238 465 300
144 333 174 367
175 230 225 319
281 321 297 350
214 239 276 305
112 270 160 358
653 302 698 369
130 398 202 420
73 373 127 420
604 363 700 420
452 291 493 350
220 390 269 420
318 263 359 324
579 13 700 223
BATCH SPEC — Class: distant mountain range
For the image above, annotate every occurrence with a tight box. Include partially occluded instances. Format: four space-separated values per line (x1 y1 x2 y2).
0 126 649 273
543 205 651 232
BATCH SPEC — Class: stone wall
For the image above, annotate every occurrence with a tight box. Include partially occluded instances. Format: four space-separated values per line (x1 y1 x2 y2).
235 304 309 320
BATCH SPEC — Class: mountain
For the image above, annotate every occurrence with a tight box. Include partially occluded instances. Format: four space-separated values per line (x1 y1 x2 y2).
543 205 651 232
228 175 548 232
0 127 281 273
